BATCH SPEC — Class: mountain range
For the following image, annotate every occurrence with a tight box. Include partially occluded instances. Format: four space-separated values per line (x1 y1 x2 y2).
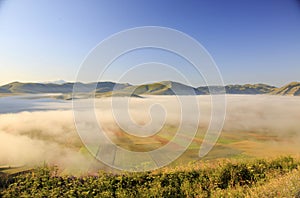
0 81 299 97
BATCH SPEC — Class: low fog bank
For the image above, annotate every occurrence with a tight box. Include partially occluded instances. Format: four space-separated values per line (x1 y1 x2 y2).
0 111 97 172
224 95 300 135
0 95 299 171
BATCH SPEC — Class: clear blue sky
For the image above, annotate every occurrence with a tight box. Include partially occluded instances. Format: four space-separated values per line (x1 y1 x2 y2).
0 0 300 86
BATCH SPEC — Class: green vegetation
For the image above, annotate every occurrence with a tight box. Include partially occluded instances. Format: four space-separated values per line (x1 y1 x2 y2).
1 156 299 197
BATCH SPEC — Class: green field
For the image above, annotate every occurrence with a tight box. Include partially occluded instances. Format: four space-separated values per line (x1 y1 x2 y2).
78 124 300 168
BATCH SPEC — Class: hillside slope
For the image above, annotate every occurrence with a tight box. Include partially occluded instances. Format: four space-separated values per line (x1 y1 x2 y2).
270 82 300 96
225 83 276 94
120 81 198 95
0 82 130 94
196 83 276 95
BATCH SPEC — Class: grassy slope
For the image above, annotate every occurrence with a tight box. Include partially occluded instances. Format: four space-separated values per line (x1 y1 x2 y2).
225 84 276 94
1 156 299 197
270 82 300 96
213 165 300 197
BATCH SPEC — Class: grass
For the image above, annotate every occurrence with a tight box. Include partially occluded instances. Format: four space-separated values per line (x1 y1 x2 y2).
1 156 300 197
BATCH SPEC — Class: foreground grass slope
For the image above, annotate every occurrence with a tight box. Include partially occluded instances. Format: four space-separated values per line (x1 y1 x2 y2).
1 156 299 197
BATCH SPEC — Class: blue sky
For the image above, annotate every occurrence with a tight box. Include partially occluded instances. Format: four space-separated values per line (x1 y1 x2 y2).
0 0 300 86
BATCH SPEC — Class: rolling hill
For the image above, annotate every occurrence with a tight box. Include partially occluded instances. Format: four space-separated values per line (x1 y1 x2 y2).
115 81 199 95
0 82 74 93
225 83 276 94
0 81 130 94
0 87 10 93
269 82 300 96
196 83 276 95
0 81 299 96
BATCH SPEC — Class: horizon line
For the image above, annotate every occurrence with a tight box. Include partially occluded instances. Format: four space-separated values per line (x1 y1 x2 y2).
1 80 299 88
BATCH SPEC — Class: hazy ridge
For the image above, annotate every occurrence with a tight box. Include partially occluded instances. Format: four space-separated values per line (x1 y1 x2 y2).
0 81 299 96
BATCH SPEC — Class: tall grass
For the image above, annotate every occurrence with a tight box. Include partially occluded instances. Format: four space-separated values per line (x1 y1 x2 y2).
1 156 299 197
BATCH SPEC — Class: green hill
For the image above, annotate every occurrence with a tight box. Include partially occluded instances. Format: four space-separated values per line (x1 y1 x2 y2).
0 82 74 93
225 83 276 94
2 81 300 96
118 81 198 96
0 82 130 94
270 82 300 96
196 83 276 95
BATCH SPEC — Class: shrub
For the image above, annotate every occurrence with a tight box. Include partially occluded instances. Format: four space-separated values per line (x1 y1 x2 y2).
1 156 299 197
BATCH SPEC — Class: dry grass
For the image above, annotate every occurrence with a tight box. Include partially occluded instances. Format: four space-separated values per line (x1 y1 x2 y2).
213 166 300 197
